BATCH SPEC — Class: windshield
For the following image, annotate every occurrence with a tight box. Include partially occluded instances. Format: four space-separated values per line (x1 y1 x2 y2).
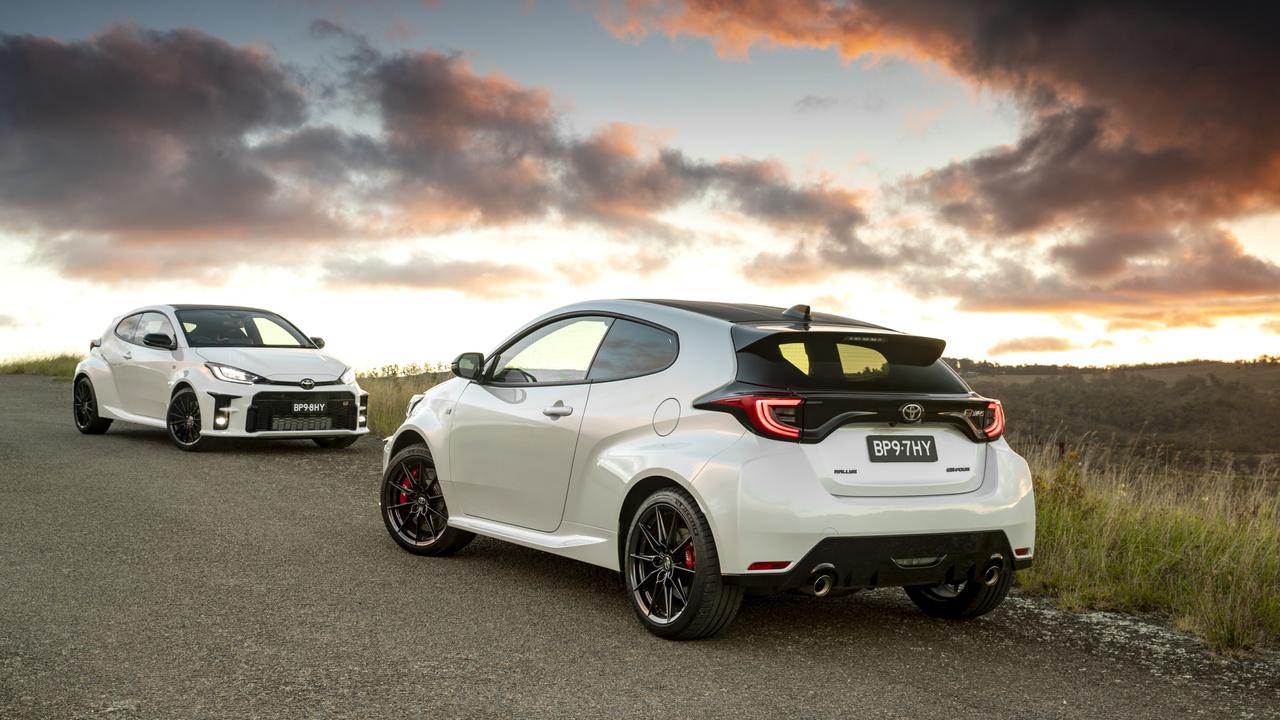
176 309 313 348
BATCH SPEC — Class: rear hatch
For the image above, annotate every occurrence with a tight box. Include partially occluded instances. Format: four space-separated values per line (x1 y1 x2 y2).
697 324 1003 498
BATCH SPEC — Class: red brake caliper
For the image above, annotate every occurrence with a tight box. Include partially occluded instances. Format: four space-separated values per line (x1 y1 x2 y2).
398 467 416 505
684 543 696 570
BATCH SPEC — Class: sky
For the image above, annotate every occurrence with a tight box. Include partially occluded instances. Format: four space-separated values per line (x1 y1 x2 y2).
1 0 1277 369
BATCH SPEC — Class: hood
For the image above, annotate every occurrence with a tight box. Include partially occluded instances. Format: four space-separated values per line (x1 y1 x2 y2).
194 347 347 382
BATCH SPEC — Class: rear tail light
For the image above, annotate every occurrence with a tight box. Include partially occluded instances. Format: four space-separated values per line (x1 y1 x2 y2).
983 399 1005 440
708 394 803 440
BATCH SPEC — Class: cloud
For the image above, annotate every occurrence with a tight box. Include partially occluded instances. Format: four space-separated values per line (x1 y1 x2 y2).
599 1 1280 326
0 314 15 328
0 26 341 246
987 336 1076 356
0 23 873 287
794 94 837 112
1263 319 1280 335
323 255 543 297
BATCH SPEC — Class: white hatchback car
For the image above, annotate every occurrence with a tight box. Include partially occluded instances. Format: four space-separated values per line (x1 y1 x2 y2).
381 300 1035 639
73 305 368 451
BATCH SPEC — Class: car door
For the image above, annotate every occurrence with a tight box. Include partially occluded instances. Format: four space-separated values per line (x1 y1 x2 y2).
101 314 142 414
449 316 613 532
124 311 178 419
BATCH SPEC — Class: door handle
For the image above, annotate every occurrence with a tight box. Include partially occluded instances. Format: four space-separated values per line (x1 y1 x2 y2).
122 352 133 360
542 403 573 418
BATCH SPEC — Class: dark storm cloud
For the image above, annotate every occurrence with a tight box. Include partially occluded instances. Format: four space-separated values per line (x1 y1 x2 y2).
1 22 871 284
602 0 1280 324
0 26 344 247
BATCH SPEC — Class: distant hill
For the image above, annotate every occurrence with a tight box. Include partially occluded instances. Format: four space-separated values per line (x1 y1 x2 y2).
953 356 1280 463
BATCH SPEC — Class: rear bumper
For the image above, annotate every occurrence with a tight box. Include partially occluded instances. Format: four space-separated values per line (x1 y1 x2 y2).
688 433 1036 575
722 531 1032 594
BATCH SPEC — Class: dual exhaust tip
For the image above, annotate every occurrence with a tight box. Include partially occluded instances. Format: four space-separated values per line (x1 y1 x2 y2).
801 554 1005 597
804 563 837 598
981 554 1005 587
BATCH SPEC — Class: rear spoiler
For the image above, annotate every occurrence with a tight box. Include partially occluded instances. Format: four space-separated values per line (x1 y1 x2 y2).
730 324 946 366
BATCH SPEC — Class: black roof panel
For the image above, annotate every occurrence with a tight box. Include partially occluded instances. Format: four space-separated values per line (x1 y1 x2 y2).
169 304 277 313
631 299 888 329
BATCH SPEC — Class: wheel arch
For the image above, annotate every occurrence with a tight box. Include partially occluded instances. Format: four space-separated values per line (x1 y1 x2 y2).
170 379 196 399
389 427 429 458
617 473 712 567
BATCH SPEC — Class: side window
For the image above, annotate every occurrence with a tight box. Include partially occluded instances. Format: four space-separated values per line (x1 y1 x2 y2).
114 314 141 343
490 317 613 385
587 319 678 382
137 312 176 342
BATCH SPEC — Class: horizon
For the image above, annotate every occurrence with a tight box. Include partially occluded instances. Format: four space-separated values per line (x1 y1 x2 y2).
1 2 1277 368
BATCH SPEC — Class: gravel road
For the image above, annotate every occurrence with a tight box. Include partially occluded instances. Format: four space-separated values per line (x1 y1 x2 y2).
1 374 1276 719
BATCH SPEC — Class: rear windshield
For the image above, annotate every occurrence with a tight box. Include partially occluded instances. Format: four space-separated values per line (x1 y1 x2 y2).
735 332 969 394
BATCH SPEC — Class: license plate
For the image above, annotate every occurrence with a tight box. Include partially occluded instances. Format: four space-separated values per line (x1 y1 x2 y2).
292 402 327 414
866 435 938 462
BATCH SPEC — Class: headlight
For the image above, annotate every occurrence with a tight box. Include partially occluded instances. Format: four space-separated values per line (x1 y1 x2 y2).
406 393 424 418
206 362 263 385
341 366 357 384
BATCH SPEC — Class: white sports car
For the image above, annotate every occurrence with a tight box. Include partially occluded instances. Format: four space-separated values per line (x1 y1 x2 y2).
381 300 1035 640
73 305 368 451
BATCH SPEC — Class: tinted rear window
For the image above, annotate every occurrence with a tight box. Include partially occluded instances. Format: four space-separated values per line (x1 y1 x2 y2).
736 333 968 394
588 319 678 381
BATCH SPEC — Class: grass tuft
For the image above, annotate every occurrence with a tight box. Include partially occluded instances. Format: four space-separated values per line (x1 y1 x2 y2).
0 353 81 379
1018 437 1280 652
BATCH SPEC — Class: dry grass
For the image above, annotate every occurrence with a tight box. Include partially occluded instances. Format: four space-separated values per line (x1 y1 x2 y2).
358 368 451 437
1017 437 1280 652
0 352 81 379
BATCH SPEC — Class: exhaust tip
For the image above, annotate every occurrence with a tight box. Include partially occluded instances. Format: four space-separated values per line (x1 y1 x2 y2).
982 564 1001 587
812 573 834 597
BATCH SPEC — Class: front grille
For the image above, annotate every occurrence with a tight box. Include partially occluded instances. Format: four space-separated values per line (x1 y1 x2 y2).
246 391 357 433
270 416 334 432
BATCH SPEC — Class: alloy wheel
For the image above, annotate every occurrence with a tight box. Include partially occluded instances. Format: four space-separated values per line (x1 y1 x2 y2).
382 458 449 546
627 503 697 626
73 380 95 429
167 392 202 446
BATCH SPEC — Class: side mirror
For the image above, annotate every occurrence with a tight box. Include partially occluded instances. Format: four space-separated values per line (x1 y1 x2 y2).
310 337 326 349
142 333 177 351
451 352 484 380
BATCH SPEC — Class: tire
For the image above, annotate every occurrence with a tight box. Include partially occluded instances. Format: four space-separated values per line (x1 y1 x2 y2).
904 561 1012 620
380 445 474 556
623 487 743 640
72 377 112 434
165 386 207 452
314 436 360 449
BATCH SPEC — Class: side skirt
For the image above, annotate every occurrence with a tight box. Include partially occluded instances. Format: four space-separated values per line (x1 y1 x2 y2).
447 515 618 571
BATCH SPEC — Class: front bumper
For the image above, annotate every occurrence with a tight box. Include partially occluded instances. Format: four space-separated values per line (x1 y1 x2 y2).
196 384 369 438
723 531 1031 594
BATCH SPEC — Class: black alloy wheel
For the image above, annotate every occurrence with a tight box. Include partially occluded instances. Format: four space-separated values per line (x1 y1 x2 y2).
628 503 697 626
904 560 1012 620
166 387 205 451
380 445 473 556
72 377 112 434
623 488 742 640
